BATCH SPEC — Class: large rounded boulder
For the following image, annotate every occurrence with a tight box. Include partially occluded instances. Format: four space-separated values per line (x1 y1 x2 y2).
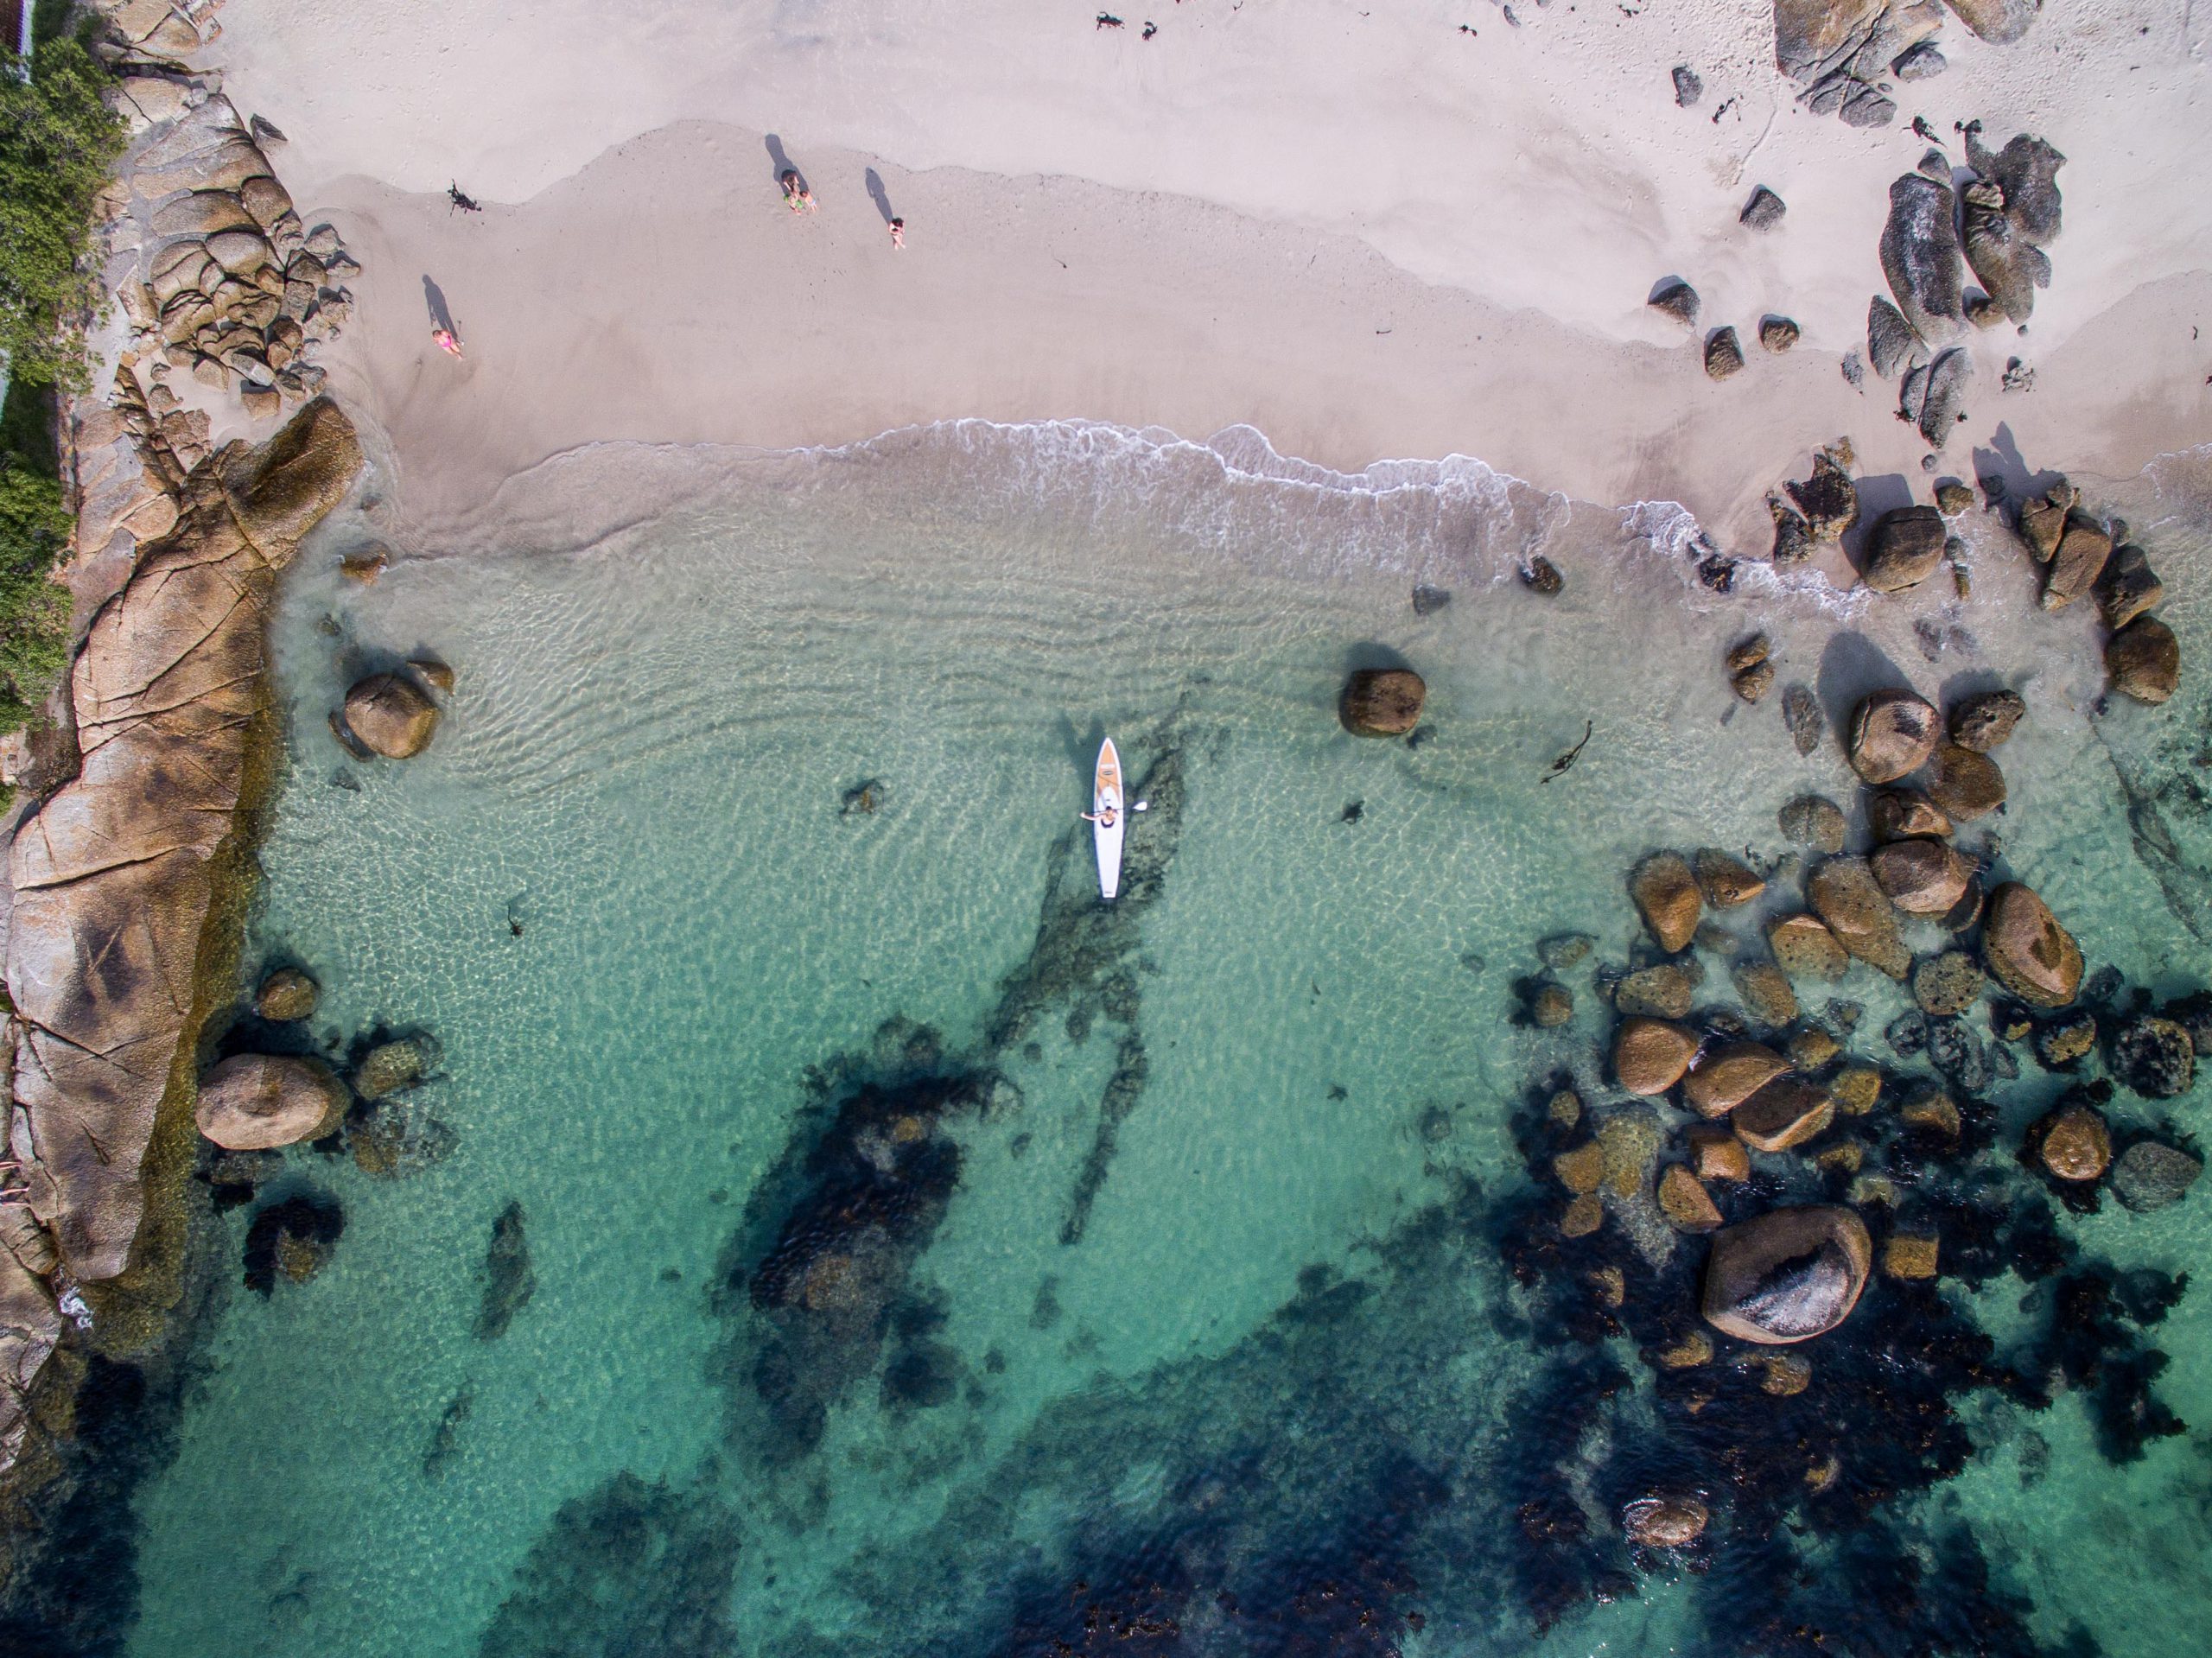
1847 689 1940 784
1982 882 2082 1007
196 1054 349 1151
1702 1205 1872 1345
1338 668 1425 736
1860 505 1947 594
342 672 442 758
1630 851 1703 953
2107 616 2180 704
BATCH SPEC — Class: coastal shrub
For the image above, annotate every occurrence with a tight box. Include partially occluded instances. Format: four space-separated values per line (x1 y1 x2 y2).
0 454 72 732
0 22 127 390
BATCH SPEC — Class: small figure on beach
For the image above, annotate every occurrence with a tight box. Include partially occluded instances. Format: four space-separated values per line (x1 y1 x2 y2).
1096 12 1123 28
780 170 816 213
448 181 481 213
888 216 906 250
1141 20 1157 38
431 327 464 359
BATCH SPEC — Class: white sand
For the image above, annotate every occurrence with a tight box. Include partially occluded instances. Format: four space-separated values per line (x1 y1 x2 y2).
196 0 2212 549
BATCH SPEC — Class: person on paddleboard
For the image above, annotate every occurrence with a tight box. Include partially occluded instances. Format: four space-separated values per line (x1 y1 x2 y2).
1081 805 1117 828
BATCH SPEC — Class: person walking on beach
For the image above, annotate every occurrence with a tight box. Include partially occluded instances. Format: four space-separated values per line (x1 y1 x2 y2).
431 327 464 359
888 216 906 250
780 169 816 213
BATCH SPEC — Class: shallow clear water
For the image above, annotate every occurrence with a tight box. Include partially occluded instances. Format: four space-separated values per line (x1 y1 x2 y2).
118 424 2212 1657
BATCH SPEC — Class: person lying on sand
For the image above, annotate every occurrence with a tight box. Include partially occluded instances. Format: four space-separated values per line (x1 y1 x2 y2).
431 327 464 359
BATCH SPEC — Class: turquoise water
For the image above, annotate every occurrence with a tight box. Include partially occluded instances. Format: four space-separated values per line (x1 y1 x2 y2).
101 424 2212 1656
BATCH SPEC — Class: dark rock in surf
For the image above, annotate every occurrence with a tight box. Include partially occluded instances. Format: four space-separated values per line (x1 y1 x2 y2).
474 1200 537 1340
1411 583 1452 616
1520 556 1564 595
1782 684 1824 757
1861 505 1947 593
1625 1496 1708 1547
1786 448 1859 542
1339 669 1426 735
1702 1205 1872 1344
2096 545 2164 631
1848 689 1939 784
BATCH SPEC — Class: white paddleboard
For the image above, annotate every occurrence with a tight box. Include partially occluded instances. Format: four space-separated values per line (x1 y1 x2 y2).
1093 738 1125 901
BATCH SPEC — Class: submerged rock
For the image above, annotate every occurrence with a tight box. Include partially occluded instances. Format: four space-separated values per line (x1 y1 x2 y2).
1702 1205 1872 1344
354 1037 431 1100
474 1200 537 1340
2112 1141 2202 1213
2111 1016 2195 1099
1616 963 1696 1020
1732 961 1800 1026
195 1053 348 1150
1338 669 1426 735
1782 684 1825 757
1913 950 1986 1017
1693 848 1764 908
1871 838 1973 915
1779 793 1847 854
243 1192 345 1295
254 966 320 1022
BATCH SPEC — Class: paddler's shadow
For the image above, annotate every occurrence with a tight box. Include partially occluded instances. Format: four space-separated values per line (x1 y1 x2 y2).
1054 713 1108 781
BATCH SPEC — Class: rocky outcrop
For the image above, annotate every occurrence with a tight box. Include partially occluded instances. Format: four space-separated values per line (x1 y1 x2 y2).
194 1053 347 1149
1703 1206 1872 1344
1945 0 2039 42
3 400 361 1461
1338 669 1424 735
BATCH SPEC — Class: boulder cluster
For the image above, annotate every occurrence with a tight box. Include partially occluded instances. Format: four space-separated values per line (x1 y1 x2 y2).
2011 479 2180 705
1774 1 2040 130
1645 270 1799 387
1512 670 2202 1375
1865 126 2063 448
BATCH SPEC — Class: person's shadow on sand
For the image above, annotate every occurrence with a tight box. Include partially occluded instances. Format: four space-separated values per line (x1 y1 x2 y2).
423 275 458 337
865 168 896 225
765 134 807 197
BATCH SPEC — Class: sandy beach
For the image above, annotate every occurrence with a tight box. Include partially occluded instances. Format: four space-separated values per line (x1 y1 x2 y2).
194 0 2212 549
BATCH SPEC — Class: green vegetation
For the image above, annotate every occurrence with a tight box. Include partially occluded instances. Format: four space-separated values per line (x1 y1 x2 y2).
0 429 72 734
2 14 128 391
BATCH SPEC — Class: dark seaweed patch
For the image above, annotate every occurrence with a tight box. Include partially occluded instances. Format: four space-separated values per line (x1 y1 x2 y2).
475 1471 740 1658
474 1200 537 1340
